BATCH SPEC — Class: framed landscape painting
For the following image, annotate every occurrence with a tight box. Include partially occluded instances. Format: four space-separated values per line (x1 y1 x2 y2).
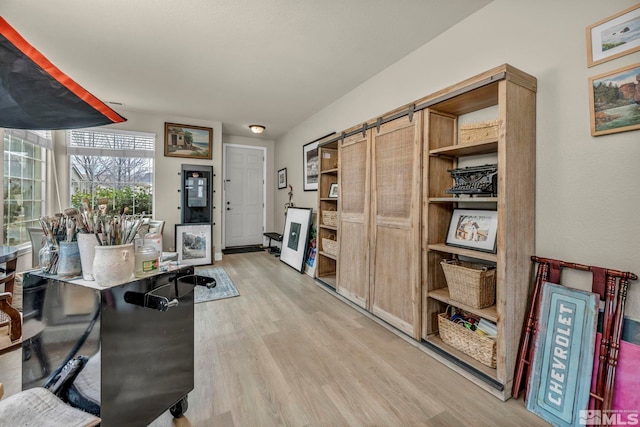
175 223 212 266
589 62 640 136
586 4 640 67
165 122 213 159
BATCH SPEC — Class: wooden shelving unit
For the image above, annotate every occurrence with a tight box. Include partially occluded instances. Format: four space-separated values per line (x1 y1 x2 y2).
316 141 339 288
421 64 536 400
316 64 536 401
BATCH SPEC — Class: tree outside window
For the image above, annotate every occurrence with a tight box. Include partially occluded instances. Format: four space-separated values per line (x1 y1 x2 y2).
68 128 154 215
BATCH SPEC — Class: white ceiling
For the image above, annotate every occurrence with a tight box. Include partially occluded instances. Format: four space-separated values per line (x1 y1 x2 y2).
1 0 491 139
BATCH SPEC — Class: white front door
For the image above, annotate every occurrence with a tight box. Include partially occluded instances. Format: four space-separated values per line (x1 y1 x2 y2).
224 144 265 247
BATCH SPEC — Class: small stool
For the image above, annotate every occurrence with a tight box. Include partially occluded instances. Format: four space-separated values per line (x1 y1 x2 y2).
263 232 283 256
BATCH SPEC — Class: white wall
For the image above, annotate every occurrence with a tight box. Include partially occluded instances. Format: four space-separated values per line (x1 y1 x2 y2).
103 109 224 260
274 0 640 318
43 112 276 264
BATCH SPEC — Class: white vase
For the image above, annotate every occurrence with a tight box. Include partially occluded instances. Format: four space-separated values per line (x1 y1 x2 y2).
92 243 135 287
77 233 98 281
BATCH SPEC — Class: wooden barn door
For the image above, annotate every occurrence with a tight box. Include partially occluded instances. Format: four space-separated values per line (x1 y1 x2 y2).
369 113 422 339
337 132 371 308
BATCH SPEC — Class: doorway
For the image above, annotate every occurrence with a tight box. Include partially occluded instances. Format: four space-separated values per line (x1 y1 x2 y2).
223 144 266 248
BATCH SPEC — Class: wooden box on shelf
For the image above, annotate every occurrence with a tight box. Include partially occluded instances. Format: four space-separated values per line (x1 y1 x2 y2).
459 119 499 144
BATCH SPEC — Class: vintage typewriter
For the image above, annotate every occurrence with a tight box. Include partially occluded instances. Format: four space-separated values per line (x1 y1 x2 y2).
446 164 498 197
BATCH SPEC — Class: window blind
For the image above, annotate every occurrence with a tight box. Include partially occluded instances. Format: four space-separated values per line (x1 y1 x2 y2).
67 127 155 158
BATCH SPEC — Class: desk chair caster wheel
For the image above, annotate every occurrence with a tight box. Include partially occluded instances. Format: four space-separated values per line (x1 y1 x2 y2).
170 395 188 418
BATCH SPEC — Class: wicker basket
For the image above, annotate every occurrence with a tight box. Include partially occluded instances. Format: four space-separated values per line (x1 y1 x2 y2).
440 260 496 308
322 209 338 227
438 312 496 368
459 119 499 144
322 234 338 256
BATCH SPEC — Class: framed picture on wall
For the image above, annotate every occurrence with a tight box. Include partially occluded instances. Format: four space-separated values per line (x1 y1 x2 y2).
586 4 640 67
164 122 213 159
445 209 498 253
302 132 336 191
278 167 287 189
588 62 640 136
302 141 319 191
280 207 313 272
175 223 212 266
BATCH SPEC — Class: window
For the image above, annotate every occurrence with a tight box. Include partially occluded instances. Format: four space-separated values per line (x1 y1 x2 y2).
2 129 50 246
68 128 155 215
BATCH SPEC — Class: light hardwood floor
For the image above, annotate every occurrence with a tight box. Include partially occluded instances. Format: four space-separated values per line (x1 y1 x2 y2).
0 252 549 426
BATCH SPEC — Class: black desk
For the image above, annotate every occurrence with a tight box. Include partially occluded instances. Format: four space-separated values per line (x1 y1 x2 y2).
263 232 282 256
23 267 196 425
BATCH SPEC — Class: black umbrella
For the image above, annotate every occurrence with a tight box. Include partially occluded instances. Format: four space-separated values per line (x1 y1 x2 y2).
0 16 126 130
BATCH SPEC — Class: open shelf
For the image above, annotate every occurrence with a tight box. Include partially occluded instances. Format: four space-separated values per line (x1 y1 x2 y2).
318 251 337 260
429 197 498 203
319 224 337 231
429 139 497 157
428 288 498 322
317 140 340 285
427 243 497 263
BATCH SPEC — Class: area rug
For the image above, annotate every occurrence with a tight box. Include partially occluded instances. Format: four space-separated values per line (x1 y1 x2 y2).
193 267 239 303
222 245 264 255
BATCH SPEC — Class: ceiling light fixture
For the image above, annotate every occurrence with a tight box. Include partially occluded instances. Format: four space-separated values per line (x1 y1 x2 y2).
249 124 265 134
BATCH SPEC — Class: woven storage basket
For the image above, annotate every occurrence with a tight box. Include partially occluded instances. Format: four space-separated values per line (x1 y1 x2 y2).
438 312 496 368
322 234 338 256
440 260 496 308
459 119 499 144
322 209 338 227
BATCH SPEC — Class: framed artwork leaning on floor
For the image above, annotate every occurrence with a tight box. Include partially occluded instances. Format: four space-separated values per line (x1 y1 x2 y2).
175 223 212 266
280 207 313 273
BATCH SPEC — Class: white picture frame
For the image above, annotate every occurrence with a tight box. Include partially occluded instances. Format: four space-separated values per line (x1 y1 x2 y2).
328 183 338 198
175 223 212 266
445 209 498 253
280 207 313 272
